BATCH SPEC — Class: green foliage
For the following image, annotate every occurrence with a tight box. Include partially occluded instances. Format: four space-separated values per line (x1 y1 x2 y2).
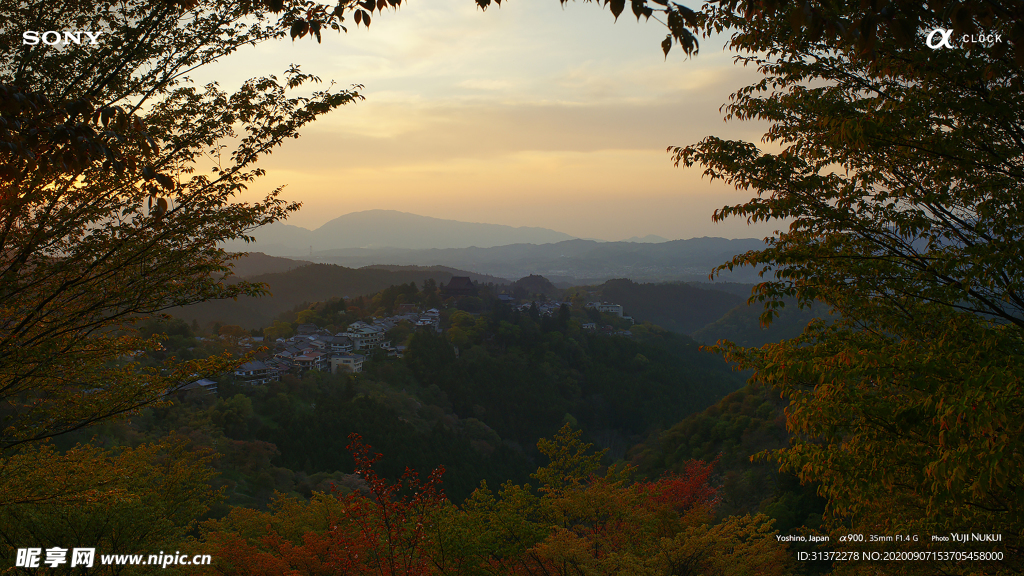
533 425 606 495
692 298 835 348
728 314 1024 557
0 440 219 574
372 282 422 315
263 320 296 341
593 279 746 334
403 305 745 461
628 385 825 534
665 0 1024 570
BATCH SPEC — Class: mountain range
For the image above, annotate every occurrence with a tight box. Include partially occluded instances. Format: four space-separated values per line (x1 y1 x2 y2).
222 210 578 254
305 237 766 284
221 211 768 283
227 239 767 286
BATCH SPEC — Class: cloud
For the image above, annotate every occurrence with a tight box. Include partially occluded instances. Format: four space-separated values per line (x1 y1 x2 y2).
457 78 513 91
186 0 773 240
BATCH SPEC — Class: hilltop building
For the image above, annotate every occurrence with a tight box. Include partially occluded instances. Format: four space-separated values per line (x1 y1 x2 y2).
442 276 477 298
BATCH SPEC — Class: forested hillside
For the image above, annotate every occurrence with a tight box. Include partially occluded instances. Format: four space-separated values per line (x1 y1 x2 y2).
402 306 744 460
586 278 745 333
628 386 825 534
692 299 836 347
58 297 746 512
171 264 509 329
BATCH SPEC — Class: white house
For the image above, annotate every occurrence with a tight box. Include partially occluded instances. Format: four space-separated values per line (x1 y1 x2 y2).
341 321 387 350
586 301 624 317
330 353 364 373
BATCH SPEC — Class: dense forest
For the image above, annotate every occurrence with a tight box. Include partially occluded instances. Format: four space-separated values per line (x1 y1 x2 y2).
64 291 750 505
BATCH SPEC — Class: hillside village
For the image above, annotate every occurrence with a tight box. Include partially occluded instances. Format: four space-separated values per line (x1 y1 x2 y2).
196 277 634 391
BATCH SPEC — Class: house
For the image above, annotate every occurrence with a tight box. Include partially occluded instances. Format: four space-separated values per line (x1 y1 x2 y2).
586 302 624 317
265 358 293 376
179 378 218 395
416 308 442 331
374 318 398 330
380 345 404 358
234 360 278 385
293 351 327 372
392 312 420 323
327 335 354 353
441 276 477 297
516 301 569 317
296 323 319 335
274 345 303 360
341 321 386 351
330 353 364 373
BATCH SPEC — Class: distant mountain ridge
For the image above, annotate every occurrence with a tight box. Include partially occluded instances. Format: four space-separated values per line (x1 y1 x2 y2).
620 234 669 243
221 211 768 283
308 237 768 283
222 210 578 254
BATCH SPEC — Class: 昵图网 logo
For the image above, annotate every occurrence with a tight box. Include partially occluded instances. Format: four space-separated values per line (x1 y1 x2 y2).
22 30 104 46
925 28 1003 49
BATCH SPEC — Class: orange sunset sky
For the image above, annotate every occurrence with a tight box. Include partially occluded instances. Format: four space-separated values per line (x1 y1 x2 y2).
190 0 781 241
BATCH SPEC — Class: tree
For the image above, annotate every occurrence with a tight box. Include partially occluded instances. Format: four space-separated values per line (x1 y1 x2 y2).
344 433 447 576
201 434 447 576
264 320 295 341
200 425 792 576
0 438 220 574
0 0 406 506
436 425 791 575
639 0 1024 571
219 324 250 343
198 491 366 576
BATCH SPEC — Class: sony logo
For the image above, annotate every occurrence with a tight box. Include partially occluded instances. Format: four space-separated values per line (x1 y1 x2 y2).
23 31 104 46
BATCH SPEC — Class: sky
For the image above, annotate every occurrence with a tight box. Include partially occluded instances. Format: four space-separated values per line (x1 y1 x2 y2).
189 0 781 241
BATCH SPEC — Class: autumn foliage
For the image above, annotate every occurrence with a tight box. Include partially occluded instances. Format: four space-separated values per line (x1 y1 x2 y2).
200 425 791 576
201 433 445 576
